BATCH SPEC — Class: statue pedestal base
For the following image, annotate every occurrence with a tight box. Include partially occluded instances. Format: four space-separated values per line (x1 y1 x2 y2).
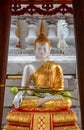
3 109 80 130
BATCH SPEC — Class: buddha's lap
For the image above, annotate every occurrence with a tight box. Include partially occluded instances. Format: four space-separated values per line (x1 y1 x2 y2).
18 97 72 110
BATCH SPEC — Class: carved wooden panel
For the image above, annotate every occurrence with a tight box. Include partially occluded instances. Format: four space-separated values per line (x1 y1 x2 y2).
12 0 73 15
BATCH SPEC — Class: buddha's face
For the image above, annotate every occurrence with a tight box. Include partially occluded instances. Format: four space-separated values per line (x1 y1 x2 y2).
35 43 50 60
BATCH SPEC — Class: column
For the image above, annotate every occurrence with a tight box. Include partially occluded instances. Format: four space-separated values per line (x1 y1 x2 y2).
0 0 12 128
72 0 84 129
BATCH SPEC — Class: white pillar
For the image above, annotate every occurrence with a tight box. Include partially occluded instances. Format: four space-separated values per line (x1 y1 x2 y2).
48 24 58 48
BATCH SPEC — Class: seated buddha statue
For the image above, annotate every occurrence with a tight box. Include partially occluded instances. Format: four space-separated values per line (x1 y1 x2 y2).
3 21 80 130
13 21 71 110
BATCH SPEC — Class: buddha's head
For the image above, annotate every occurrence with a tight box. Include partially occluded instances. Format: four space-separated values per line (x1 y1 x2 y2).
34 21 51 60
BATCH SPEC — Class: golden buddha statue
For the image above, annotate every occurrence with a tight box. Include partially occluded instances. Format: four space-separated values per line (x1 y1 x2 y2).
3 21 80 130
13 21 66 109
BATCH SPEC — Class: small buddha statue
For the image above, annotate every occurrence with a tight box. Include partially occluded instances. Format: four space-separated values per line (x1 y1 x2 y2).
13 21 66 109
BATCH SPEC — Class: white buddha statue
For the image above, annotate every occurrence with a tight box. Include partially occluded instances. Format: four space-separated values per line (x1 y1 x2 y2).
13 21 66 109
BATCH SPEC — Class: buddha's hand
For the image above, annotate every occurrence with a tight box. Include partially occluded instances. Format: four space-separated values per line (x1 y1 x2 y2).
36 93 62 107
36 93 52 107
13 92 23 109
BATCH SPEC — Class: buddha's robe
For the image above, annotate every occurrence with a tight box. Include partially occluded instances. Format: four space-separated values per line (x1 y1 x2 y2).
29 60 64 90
18 60 66 110
15 60 71 111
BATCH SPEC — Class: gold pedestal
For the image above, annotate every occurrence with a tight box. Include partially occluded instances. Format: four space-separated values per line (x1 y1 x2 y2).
3 109 80 130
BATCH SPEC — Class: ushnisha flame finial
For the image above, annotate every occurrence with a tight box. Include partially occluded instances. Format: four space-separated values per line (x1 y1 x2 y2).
40 21 45 34
34 21 51 49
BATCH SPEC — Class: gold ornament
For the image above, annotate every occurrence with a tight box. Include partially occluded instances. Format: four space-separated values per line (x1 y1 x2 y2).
34 21 51 49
